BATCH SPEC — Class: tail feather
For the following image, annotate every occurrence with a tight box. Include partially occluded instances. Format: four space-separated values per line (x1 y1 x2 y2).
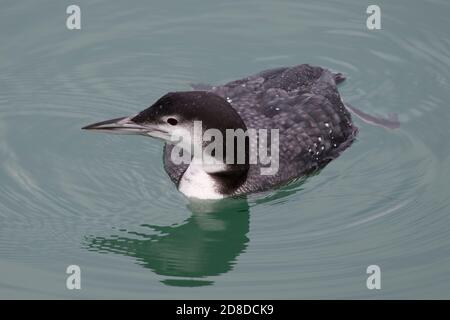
345 103 400 130
334 72 346 84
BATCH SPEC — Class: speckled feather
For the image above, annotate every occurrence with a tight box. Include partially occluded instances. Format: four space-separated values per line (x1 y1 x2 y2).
164 64 358 195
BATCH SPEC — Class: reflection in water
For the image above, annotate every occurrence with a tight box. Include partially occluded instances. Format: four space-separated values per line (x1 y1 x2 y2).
85 198 250 287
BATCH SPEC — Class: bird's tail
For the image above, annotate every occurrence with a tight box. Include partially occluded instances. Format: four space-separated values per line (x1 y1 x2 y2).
333 72 346 84
345 103 400 130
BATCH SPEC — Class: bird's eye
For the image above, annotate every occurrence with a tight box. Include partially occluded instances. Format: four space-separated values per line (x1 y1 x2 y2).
167 118 178 126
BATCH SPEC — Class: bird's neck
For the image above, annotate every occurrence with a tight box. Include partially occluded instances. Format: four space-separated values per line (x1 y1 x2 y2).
178 157 248 199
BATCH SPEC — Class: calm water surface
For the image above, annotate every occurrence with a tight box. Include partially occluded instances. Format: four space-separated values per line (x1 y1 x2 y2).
1 0 450 298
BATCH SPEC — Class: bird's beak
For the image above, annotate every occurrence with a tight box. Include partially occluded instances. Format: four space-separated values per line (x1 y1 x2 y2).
82 116 171 141
82 116 149 135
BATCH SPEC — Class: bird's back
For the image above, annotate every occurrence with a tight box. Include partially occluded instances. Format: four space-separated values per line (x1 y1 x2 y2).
164 64 358 194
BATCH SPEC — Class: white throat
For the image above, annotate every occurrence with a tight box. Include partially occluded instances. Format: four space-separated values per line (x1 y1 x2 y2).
178 161 225 200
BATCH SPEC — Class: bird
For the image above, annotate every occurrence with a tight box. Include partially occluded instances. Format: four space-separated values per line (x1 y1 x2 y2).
83 64 359 199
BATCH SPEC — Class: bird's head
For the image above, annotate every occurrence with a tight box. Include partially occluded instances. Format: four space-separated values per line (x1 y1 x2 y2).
83 91 249 169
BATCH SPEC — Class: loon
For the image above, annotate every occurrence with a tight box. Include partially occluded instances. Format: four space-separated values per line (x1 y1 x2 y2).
83 64 360 199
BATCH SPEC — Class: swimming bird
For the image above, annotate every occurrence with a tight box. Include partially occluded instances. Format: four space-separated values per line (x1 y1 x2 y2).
83 64 359 199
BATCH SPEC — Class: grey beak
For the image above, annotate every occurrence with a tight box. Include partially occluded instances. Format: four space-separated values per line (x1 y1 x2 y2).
82 116 173 142
82 116 148 135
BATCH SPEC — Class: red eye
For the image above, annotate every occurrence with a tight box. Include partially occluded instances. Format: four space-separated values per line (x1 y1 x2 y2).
167 118 178 125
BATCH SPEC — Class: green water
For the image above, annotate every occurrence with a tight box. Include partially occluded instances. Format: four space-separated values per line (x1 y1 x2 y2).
1 0 450 299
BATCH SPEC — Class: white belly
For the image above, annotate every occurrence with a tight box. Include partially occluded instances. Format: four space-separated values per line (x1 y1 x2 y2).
178 164 224 200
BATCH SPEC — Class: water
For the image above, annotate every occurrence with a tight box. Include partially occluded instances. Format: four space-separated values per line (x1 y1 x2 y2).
1 0 450 299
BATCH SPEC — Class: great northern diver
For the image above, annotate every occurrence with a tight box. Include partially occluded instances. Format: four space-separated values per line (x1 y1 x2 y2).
83 64 360 199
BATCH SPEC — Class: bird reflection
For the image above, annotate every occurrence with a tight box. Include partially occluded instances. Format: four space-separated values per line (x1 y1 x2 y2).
85 198 250 287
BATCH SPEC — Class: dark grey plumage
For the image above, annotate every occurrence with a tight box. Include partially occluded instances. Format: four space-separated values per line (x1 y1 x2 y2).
164 64 358 195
